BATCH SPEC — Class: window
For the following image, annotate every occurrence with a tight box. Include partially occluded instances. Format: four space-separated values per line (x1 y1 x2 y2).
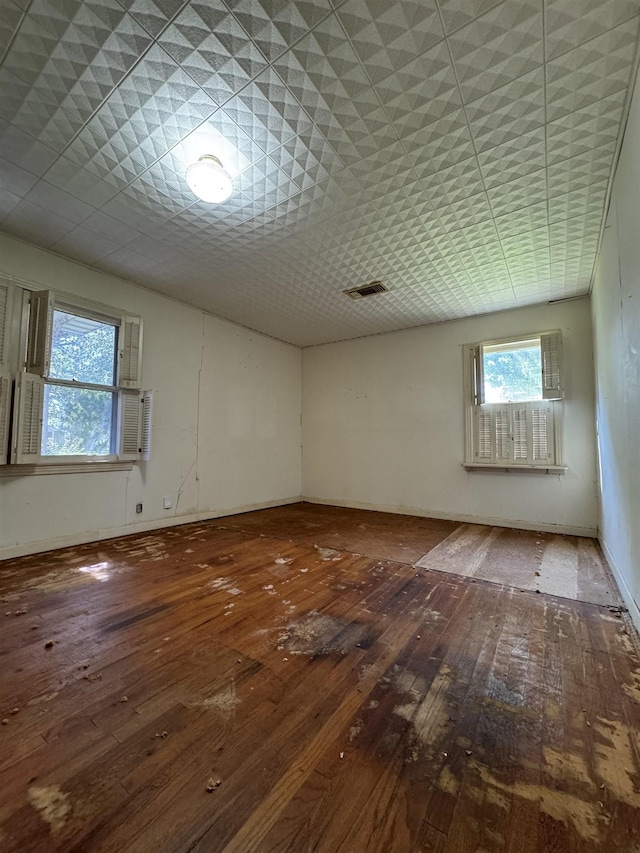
0 281 151 469
463 332 565 471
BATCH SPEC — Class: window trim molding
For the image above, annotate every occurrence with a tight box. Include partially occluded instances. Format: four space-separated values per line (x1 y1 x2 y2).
0 460 133 476
462 331 565 471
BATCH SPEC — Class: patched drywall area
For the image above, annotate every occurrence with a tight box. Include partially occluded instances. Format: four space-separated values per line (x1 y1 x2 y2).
302 299 598 536
592 63 640 630
0 235 302 558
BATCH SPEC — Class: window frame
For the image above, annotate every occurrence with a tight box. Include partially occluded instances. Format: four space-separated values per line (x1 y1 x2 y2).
463 331 566 474
42 299 121 462
0 279 149 473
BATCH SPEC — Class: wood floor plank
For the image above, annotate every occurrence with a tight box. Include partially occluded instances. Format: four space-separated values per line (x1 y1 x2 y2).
0 504 637 852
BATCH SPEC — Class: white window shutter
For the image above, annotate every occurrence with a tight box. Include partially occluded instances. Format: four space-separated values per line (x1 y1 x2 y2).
26 290 53 377
494 408 510 461
141 390 152 461
0 373 11 464
0 282 14 369
118 389 142 461
512 406 528 461
541 331 563 400
474 408 491 460
15 373 44 463
531 404 554 462
120 316 143 387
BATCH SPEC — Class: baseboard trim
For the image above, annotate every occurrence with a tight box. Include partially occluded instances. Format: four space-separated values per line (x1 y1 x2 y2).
599 537 640 636
302 496 597 539
0 496 303 560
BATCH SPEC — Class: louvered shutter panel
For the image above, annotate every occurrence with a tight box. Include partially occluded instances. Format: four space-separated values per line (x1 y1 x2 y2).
0 282 13 369
0 374 11 464
531 404 554 462
26 290 53 377
474 408 491 460
494 408 511 461
118 389 142 461
512 406 528 461
15 373 44 463
141 390 152 461
120 316 142 387
541 331 563 400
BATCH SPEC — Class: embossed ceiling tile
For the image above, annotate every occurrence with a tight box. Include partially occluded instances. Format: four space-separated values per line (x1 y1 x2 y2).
500 223 550 258
290 11 372 100
477 125 545 188
117 0 188 37
311 86 397 164
447 219 501 250
547 181 608 222
493 199 548 238
373 40 461 136
65 45 218 184
466 66 545 152
336 0 443 84
550 235 599 263
547 144 615 197
159 2 267 104
122 168 193 215
23 178 97 224
401 109 475 177
222 66 312 154
0 118 59 176
2 197 77 246
0 155 39 197
486 167 547 217
436 0 502 34
506 246 551 273
448 0 542 102
99 191 170 234
5 0 152 121
436 189 493 231
0 0 24 60
225 0 332 62
545 18 639 121
463 259 511 285
0 67 85 151
234 155 300 207
419 154 485 207
548 210 602 244
545 0 640 60
545 92 626 164
50 225 126 263
0 189 21 222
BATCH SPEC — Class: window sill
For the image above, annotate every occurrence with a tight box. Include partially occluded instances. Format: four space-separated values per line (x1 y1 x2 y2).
464 463 567 474
0 461 134 476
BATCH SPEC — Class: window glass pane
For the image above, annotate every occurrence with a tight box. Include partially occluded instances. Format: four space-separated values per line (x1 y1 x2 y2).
49 310 117 385
483 341 542 403
42 384 114 456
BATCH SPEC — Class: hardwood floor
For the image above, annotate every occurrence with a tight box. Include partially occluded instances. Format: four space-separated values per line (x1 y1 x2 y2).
0 504 638 852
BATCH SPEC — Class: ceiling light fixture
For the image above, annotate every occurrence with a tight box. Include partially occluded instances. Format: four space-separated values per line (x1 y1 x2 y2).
185 155 233 204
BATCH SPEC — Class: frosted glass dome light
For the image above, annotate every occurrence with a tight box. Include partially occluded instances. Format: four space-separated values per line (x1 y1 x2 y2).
185 155 233 203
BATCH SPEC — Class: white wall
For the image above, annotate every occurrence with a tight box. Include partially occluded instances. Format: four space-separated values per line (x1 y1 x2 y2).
592 67 640 628
302 299 597 536
0 234 302 558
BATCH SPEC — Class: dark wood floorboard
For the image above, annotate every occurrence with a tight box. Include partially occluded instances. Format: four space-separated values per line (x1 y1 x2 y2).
0 504 638 852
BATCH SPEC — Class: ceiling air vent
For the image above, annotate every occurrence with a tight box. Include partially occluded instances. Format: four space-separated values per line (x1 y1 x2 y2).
344 280 388 299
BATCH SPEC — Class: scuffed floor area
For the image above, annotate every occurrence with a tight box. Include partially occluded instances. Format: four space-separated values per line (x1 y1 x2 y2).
0 504 638 852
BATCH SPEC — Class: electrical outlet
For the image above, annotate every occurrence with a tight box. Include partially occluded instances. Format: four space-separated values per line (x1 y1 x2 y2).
163 496 172 510
136 503 143 514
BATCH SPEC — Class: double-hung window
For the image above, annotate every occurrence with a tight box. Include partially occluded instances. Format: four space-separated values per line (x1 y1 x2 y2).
463 331 565 471
0 280 150 469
